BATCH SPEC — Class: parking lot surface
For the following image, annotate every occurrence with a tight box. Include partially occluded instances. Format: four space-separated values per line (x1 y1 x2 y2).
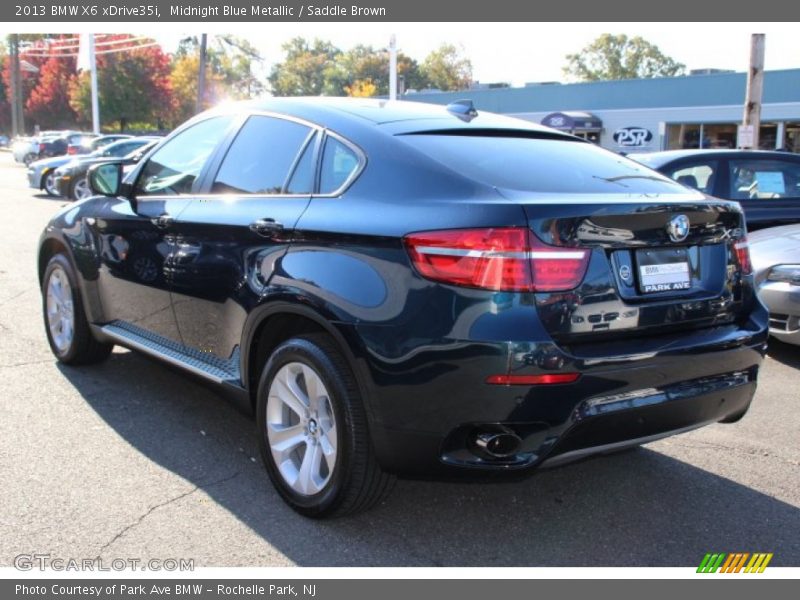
0 152 798 567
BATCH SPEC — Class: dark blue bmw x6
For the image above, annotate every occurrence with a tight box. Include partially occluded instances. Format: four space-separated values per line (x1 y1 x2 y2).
38 99 768 517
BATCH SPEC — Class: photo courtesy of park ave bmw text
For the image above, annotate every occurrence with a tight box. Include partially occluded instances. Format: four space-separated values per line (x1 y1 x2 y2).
0 0 798 595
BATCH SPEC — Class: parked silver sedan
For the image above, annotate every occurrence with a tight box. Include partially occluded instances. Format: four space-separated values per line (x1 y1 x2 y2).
750 224 800 346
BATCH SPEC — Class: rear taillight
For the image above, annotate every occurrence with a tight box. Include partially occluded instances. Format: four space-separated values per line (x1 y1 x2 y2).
733 237 752 275
38 143 45 152
404 227 590 292
67 146 77 155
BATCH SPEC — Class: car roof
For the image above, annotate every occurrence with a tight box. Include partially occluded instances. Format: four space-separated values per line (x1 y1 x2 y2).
201 97 577 139
633 148 800 167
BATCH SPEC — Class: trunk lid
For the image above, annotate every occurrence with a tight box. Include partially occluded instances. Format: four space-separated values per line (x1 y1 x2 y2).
503 191 752 343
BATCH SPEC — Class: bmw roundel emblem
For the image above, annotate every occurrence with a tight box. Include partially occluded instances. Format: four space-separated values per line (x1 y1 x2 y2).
667 214 690 242
619 264 632 284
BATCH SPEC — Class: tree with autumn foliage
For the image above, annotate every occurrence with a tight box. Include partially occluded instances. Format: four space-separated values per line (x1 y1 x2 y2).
26 55 77 129
69 35 172 131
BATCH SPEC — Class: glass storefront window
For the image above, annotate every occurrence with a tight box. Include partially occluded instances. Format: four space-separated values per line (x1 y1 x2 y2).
666 124 701 149
703 124 737 149
784 123 800 153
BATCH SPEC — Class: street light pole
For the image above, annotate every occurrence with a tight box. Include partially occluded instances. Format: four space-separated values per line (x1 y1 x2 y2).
197 34 207 113
88 34 100 134
389 35 397 101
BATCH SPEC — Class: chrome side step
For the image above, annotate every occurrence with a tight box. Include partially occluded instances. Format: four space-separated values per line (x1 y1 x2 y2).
100 321 241 385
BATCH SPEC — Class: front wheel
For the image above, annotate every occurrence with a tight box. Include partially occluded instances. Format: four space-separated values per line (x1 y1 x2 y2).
42 253 113 365
71 176 92 201
42 171 58 196
256 334 394 518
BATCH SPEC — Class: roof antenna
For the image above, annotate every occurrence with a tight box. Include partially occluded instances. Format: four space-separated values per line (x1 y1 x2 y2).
446 99 478 122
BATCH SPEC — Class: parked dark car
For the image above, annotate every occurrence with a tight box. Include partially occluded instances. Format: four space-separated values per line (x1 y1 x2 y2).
66 133 132 156
54 137 161 200
38 99 768 517
633 149 800 230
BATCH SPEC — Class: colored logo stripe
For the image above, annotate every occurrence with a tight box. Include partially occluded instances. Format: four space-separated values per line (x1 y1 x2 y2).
697 552 773 573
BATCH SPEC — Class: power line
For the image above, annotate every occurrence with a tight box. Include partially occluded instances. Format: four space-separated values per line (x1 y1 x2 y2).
20 41 161 59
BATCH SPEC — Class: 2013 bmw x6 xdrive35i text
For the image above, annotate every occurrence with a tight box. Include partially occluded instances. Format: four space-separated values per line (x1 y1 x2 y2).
38 99 768 517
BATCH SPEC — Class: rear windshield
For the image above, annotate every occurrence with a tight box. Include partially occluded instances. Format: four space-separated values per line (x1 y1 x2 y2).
399 134 685 194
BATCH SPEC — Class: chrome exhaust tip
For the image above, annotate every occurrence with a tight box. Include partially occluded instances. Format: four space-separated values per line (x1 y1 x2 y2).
472 429 522 458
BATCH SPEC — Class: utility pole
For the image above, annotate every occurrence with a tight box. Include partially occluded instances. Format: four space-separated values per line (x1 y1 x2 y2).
740 33 765 149
197 34 207 114
9 34 24 136
388 34 397 101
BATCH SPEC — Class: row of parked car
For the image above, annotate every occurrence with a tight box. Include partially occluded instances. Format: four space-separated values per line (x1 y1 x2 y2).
23 134 161 201
629 148 800 347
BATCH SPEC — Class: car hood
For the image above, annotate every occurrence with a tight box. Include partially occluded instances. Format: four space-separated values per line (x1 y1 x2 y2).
749 225 800 280
30 156 72 171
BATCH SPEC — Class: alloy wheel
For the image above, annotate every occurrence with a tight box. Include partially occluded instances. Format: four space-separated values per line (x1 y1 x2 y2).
45 265 75 354
73 177 91 200
44 172 58 196
266 362 337 496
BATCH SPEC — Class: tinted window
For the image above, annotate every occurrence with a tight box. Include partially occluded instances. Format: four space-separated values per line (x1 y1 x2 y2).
401 135 685 194
136 116 233 196
668 161 718 194
212 116 312 195
729 159 800 200
285 133 317 195
319 137 360 194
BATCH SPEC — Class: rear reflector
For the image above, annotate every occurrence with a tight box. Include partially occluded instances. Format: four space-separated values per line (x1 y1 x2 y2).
486 373 581 385
404 227 590 292
733 237 752 275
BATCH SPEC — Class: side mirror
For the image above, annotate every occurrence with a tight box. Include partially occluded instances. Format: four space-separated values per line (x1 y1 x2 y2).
88 162 125 197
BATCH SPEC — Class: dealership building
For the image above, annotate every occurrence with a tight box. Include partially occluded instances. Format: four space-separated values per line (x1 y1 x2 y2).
404 68 800 154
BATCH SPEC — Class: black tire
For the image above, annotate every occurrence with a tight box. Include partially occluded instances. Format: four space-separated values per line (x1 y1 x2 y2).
256 333 394 518
42 253 113 365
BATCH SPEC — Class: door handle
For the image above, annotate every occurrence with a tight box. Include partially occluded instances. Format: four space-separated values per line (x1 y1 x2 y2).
151 214 174 229
249 218 284 236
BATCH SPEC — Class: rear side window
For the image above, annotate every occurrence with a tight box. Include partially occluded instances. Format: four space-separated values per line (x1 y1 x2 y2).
400 134 685 194
212 115 312 195
668 161 718 194
729 159 800 200
319 137 360 194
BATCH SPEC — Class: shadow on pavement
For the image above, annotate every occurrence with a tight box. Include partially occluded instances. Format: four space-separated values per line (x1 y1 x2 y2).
57 349 800 567
766 338 800 369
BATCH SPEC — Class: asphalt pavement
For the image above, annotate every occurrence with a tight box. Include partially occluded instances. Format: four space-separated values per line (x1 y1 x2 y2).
0 151 798 567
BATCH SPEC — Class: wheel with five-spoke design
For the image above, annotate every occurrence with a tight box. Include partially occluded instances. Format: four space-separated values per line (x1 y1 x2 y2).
42 253 113 365
256 334 394 517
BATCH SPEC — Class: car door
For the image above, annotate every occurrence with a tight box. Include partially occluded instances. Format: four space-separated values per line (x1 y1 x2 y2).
725 156 800 229
92 115 236 344
168 114 319 361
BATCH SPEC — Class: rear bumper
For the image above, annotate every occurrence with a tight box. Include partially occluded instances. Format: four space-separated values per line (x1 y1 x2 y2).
357 304 768 477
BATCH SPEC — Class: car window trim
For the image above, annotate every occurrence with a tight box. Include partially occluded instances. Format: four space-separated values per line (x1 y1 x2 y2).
313 129 367 198
193 110 366 200
281 129 320 195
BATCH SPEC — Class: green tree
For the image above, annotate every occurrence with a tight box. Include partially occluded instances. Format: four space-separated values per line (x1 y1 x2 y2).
176 35 264 101
563 34 686 81
324 44 427 96
420 43 472 91
68 35 172 131
268 37 340 96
